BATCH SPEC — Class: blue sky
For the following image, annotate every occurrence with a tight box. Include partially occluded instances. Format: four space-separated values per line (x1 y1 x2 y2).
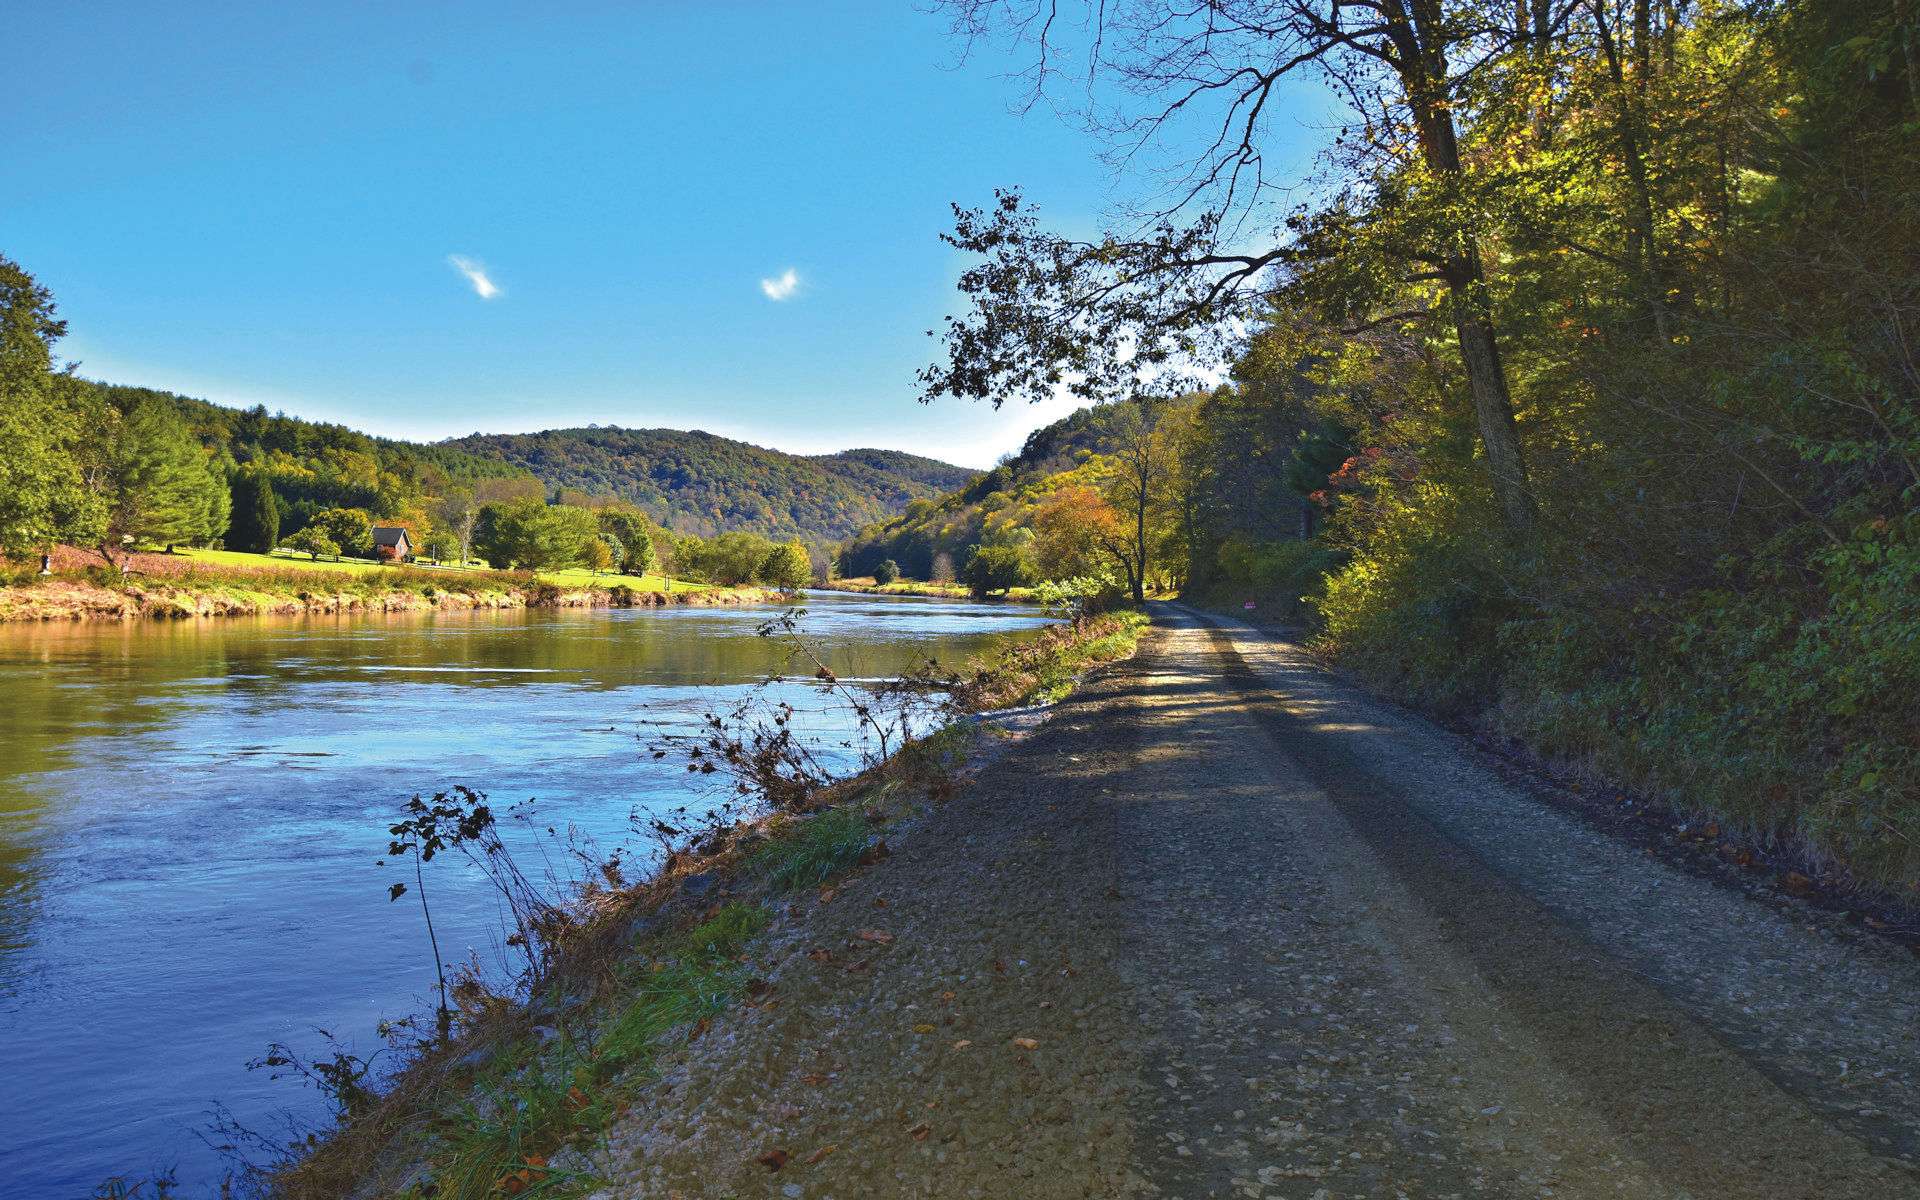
9 3 1325 468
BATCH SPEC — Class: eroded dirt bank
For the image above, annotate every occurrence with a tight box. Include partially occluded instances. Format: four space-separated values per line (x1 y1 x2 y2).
0 579 779 622
579 607 1920 1199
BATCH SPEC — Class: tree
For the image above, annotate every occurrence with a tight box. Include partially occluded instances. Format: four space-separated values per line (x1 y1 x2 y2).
311 507 374 559
925 0 1539 536
99 397 226 562
282 526 339 561
873 559 900 585
965 544 1035 598
682 530 777 586
227 469 280 553
758 540 812 591
596 506 655 576
419 528 459 562
584 537 615 575
1032 485 1125 582
431 487 478 565
1096 400 1176 605
0 256 100 565
929 551 956 585
471 498 598 570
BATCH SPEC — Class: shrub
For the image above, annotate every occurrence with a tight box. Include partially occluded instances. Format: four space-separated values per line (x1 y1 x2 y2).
873 559 900 585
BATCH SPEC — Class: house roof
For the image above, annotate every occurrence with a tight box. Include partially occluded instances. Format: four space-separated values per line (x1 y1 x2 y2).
371 526 411 547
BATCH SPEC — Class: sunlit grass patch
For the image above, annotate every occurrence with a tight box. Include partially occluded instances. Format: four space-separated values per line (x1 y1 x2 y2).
752 808 874 893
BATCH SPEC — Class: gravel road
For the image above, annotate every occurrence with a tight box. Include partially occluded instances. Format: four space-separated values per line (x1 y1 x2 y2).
583 607 1920 1198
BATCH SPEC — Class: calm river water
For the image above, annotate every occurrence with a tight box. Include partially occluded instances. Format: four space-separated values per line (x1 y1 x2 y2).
0 594 1051 1196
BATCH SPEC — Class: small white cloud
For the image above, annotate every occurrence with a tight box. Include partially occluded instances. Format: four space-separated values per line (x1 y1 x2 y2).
759 267 800 301
447 254 503 300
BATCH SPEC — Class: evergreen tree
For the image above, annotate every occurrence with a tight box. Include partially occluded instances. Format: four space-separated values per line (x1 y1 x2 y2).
227 469 281 553
100 397 226 561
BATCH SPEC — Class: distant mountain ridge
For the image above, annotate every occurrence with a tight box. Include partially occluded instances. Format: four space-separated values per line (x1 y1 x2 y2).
89 382 976 545
439 426 976 542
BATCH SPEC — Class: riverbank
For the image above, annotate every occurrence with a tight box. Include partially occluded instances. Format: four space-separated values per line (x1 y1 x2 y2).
0 547 777 623
813 577 1038 602
246 606 1144 1200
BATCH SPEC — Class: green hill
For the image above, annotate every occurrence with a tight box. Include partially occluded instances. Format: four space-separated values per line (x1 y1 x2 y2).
439 427 972 541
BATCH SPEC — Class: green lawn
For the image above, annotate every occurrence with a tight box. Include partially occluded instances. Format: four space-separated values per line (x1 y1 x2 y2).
166 547 703 591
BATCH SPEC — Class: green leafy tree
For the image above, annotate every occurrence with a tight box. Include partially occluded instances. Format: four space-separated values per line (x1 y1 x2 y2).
758 540 811 590
471 498 598 570
584 537 614 574
596 506 655 575
282 526 338 560
873 559 900 585
964 544 1034 598
418 528 459 562
311 507 374 559
0 256 103 564
227 469 280 553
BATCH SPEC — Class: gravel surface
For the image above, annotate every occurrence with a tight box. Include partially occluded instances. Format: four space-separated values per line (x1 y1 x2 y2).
579 608 1920 1199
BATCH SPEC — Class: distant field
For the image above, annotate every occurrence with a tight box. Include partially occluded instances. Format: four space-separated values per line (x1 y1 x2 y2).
167 547 700 591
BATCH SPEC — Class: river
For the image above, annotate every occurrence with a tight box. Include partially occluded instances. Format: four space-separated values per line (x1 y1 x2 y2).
0 594 1052 1196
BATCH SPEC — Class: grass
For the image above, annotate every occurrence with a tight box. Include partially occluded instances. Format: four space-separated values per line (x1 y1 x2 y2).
751 807 875 893
398 902 771 1200
172 547 700 592
956 608 1150 709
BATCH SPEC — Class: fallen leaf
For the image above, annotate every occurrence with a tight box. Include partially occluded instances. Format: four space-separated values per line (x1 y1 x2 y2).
859 839 892 865
807 947 833 963
1783 871 1814 897
805 1144 838 1165
799 1072 829 1086
1012 1037 1039 1050
939 990 956 1003
913 1023 936 1034
688 1016 711 1042
845 959 871 973
857 929 895 944
909 1122 931 1141
951 1039 972 1050
757 1149 790 1171
872 896 889 908
992 958 1006 974
817 886 838 904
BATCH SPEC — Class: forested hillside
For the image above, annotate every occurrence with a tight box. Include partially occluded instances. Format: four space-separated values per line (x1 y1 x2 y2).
912 0 1919 889
440 427 969 541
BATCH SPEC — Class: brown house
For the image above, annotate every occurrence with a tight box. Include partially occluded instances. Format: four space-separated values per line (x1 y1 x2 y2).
371 526 412 562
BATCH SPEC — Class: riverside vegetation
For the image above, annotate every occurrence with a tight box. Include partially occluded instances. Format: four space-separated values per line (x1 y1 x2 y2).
178 605 1145 1200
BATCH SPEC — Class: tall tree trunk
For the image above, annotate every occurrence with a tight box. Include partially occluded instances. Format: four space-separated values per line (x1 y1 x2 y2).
1389 0 1539 536
1448 279 1539 535
1594 0 1670 343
